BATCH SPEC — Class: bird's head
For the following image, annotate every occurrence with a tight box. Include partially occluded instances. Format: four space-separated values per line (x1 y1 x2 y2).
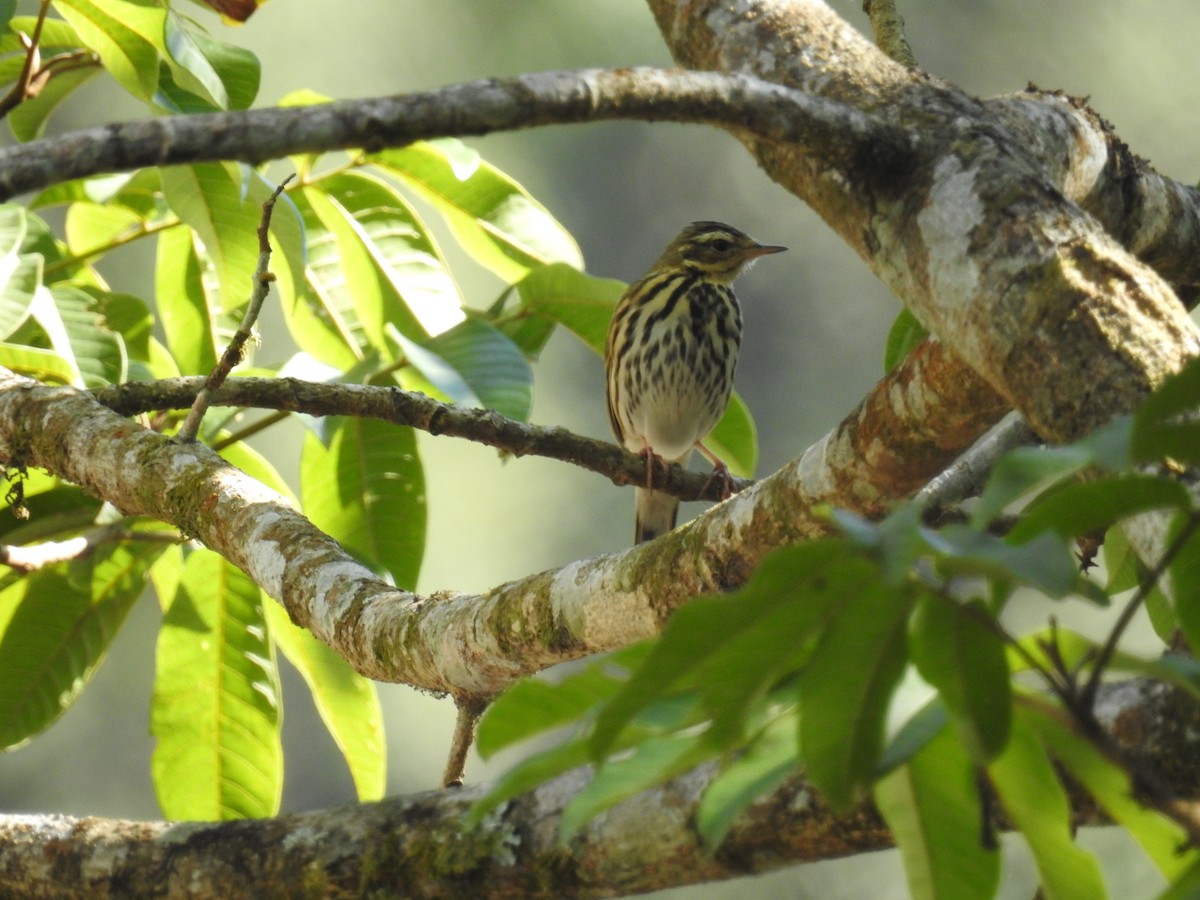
657 221 786 282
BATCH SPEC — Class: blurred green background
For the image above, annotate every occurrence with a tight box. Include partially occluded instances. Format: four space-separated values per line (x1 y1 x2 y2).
0 1 1196 896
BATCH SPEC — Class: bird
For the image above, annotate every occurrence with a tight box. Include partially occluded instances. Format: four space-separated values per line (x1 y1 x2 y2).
604 221 786 544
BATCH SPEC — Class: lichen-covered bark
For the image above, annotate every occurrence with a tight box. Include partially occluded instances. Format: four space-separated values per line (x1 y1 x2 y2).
1 678 1193 899
647 0 1200 442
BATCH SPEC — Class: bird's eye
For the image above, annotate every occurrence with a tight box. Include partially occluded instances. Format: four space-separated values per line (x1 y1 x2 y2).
710 239 732 252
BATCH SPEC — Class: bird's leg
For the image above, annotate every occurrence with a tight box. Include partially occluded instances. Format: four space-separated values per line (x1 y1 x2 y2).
636 438 670 492
696 441 736 500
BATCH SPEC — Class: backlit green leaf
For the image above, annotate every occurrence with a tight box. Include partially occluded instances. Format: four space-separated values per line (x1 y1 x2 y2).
373 139 582 282
0 538 165 749
300 416 425 589
55 0 162 100
988 710 1106 900
151 549 282 820
876 726 1000 900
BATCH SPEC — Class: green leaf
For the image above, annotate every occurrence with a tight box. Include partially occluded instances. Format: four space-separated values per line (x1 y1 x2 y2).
64 201 144 258
705 391 758 478
696 709 799 848
1024 701 1195 880
392 316 532 421
0 342 74 384
884 307 927 372
1133 356 1200 464
372 139 582 282
55 0 162 101
0 539 165 749
264 600 385 802
800 579 914 810
560 733 719 841
1158 857 1200 900
155 224 219 374
468 734 591 825
48 284 126 387
476 643 651 757
1008 474 1190 545
972 445 1096 528
161 162 262 311
151 549 282 820
876 726 1000 900
159 11 258 111
505 262 622 355
910 596 1011 761
0 205 39 340
8 66 101 142
876 696 949 776
1167 512 1200 657
285 187 369 368
589 540 855 760
923 526 1079 600
988 710 1106 900
300 416 425 589
315 171 465 339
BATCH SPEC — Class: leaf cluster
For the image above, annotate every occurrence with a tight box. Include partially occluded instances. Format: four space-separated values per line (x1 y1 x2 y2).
472 355 1200 900
0 2 755 821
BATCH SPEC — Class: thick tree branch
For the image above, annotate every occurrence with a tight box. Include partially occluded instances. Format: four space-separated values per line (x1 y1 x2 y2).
648 0 1200 445
0 677 1191 898
0 333 1001 699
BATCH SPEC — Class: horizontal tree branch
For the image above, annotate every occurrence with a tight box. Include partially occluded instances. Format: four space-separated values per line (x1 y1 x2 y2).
0 676 1190 898
0 67 900 201
91 376 747 502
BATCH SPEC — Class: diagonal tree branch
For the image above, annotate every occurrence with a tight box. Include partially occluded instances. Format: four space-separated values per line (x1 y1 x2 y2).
0 332 1002 700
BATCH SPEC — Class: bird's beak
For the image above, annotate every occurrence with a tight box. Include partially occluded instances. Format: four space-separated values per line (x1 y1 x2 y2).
745 243 787 258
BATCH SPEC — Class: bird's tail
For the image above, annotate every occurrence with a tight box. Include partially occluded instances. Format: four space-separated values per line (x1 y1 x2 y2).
635 487 679 544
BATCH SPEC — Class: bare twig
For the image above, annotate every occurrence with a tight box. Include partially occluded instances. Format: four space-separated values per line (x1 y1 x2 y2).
442 697 488 788
95 376 751 502
176 176 294 443
862 0 918 67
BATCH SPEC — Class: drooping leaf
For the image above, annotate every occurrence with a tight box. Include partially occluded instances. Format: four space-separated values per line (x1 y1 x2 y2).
972 444 1097 528
151 549 282 820
923 526 1080 600
159 10 259 112
1133 356 1200 465
161 162 262 311
1167 511 1200 657
876 726 1000 900
299 416 425 589
1024 700 1195 880
0 538 166 749
910 595 1010 761
988 710 1107 900
155 224 219 375
800 579 914 810
476 642 652 758
264 600 385 802
373 139 583 283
